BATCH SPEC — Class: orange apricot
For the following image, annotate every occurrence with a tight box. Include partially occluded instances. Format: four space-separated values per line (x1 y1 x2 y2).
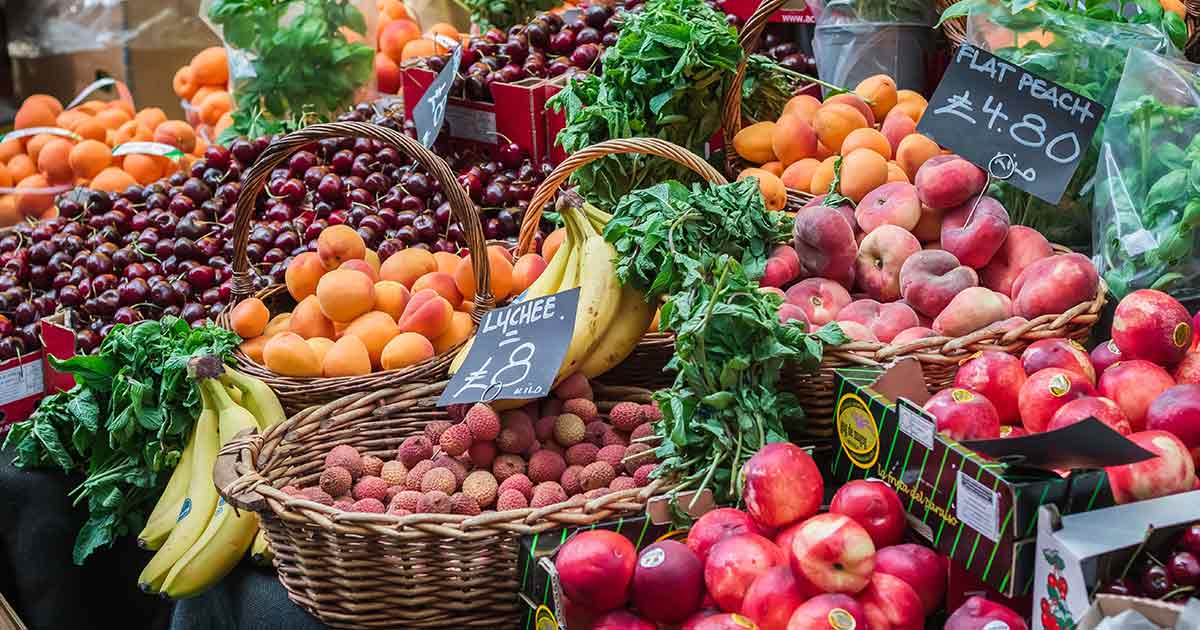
737 168 787 212
285 251 327 300
397 289 453 339
780 158 820 192
7 155 35 182
89 167 137 193
380 247 437 287
25 134 56 164
55 110 89 131
154 121 197 154
73 119 107 143
839 148 888 203
431 312 473 354
36 138 75 184
854 74 899 121
15 175 55 216
230 297 270 338
373 281 411 320
896 134 941 180
379 20 423 60
0 196 19 227
306 337 335 364
732 121 777 164
112 121 153 146
190 47 229 85
94 108 131 130
263 332 322 377
412 271 463 309
263 313 293 337
23 94 63 117
542 227 566 261
511 254 548 295
317 224 366 270
289 295 337 339
198 91 233 126
239 335 271 364
401 37 444 62
322 335 373 377
135 107 168 130
782 94 822 124
315 268 376 323
173 66 198 99
813 103 868 155
772 114 818 166
809 156 839 196
381 332 437 370
432 251 460 275
0 140 23 163
0 164 11 188
343 311 401 369
14 102 56 130
454 245 513 302
123 154 169 185
840 128 892 160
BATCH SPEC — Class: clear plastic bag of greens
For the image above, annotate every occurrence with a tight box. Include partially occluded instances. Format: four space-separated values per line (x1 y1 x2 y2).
1093 48 1200 303
812 0 935 92
201 0 377 141
953 0 1181 254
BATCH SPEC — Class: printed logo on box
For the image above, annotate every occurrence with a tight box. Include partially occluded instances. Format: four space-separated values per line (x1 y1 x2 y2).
837 393 879 469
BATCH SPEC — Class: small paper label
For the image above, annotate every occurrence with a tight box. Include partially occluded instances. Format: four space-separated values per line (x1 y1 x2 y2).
956 471 1000 542
2 127 81 143
898 402 935 450
0 358 44 405
112 142 184 159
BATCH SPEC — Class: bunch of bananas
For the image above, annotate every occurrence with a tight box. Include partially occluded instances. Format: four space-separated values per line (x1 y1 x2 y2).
137 357 285 599
450 199 656 394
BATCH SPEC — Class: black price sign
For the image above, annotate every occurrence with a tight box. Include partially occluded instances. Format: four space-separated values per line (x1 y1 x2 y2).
438 288 580 406
413 41 462 149
917 44 1104 204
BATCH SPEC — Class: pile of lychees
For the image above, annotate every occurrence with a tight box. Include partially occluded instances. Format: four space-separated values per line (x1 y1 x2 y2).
282 374 661 515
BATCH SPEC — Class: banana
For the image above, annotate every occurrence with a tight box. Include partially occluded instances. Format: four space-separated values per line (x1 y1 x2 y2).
554 206 621 384
578 283 657 378
224 384 243 405
250 529 273 566
219 367 285 430
138 387 221 592
138 413 202 550
160 379 261 599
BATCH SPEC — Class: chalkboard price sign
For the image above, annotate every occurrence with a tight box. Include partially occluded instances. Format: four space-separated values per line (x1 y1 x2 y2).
916 44 1104 205
413 42 462 149
438 288 580 406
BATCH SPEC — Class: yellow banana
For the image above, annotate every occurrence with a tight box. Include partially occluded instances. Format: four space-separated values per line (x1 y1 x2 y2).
554 207 621 383
582 201 612 234
579 284 657 378
556 209 584 292
219 367 285 430
250 529 273 566
138 413 202 550
160 379 261 599
138 386 220 592
224 384 243 405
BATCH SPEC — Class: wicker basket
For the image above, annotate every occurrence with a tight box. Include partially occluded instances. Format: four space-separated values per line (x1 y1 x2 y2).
216 121 493 416
215 383 669 629
514 138 730 390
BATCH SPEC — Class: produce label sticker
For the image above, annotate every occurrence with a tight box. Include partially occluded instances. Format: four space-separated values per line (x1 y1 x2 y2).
438 287 580 406
113 142 184 159
0 357 44 405
917 44 1104 204
956 470 1000 542
414 44 463 149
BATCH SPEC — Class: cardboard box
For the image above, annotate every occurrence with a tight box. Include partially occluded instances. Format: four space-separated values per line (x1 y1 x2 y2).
1076 594 1194 629
1033 491 1200 630
0 350 46 432
828 360 1153 598
39 312 78 395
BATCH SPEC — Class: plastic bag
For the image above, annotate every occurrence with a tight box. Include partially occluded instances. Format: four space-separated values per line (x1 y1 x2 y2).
1093 48 1200 303
963 1 1180 254
812 0 934 92
6 0 216 58
200 0 378 140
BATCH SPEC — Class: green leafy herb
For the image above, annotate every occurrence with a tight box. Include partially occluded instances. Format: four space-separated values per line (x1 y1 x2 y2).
548 0 742 208
3 317 240 563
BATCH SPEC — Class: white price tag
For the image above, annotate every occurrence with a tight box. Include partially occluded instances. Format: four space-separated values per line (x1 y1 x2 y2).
956 471 1000 542
0 358 44 406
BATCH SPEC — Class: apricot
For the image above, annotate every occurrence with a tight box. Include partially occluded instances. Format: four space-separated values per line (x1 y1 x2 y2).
73 119 107 143
380 247 437 287
316 268 376 323
173 66 198 99
25 134 55 164
398 288 454 339
190 47 229 85
433 311 474 354
813 103 868 154
88 167 137 193
94 108 131 130
412 271 463 309
264 313 292 337
760 161 783 177
55 110 89 131
263 332 323 377
512 254 548 295
316 224 366 270
230 297 270 338
75 100 107 115
840 128 892 160
886 162 909 184
401 38 446 62
854 75 899 121
289 295 336 339
190 86 219 109
154 121 197 154
816 141 834 160
896 134 941 180
542 228 566 261
24 94 63 116
893 90 928 123
738 168 788 212
782 94 822 123
340 258 379 283
15 175 55 216
0 164 11 188
285 251 326 300
343 311 401 369
135 107 168 130
306 337 335 365
364 249 381 275
7 155 34 182
733 121 778 164
215 112 234 137
809 157 839 196
239 335 271 364
379 19 422 61
14 102 56 130
0 196 18 227
780 158 819 192
771 114 818 167
381 332 437 370
454 245 514 302
824 93 876 127
432 251 460 274
199 91 233 126
113 121 153 146
322 335 373 377
36 139 75 184
124 154 169 185
0 140 23 163
373 280 411 320
839 149 889 204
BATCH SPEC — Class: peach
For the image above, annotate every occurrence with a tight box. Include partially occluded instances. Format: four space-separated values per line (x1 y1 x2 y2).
809 157 838 195
316 268 376 323
431 311 473 353
339 258 379 283
289 295 336 339
1145 384 1200 464
738 168 787 212
285 251 326 301
783 94 822 123
787 594 867 630
874 544 947 616
781 158 820 191
824 93 876 127
855 226 920 302
412 271 463 309
1091 339 1124 377
733 122 777 164
839 300 919 344
373 280 410 320
687 508 768 565
895 134 941 181
813 103 868 154
762 256 800 290
898 250 978 318
891 326 938 346
397 288 453 339
263 332 324 377
785 278 851 326
955 351 1027 424
980 226 1052 296
1112 289 1193 365
772 114 818 166
854 74 898 121
1175 352 1200 384
839 148 888 203
940 197 1011 269
512 254 547 295
880 110 916 155
858 571 925 630
855 182 920 233
1019 368 1095 433
742 442 824 529
380 247 437 287
793 205 857 288
802 194 856 229
915 155 986 210
911 205 944 243
316 224 366 270
705 534 786 612
322 335 373 377
924 387 1001 440
788 513 876 595
1047 396 1131 435
343 310 401 369
741 567 807 630
841 128 892 159
380 331 436 370
1020 339 1096 384
837 320 878 342
1098 360 1176 431
1105 430 1197 504
1011 253 1099 319
932 287 1010 337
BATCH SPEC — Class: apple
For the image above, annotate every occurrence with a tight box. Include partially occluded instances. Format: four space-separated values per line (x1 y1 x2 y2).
741 567 807 630
1090 340 1123 378
855 571 924 630
1046 396 1131 435
1018 368 1095 433
1112 289 1192 366
704 533 786 612
786 594 867 630
874 544 947 615
954 351 1026 425
742 443 823 529
1020 338 1096 384
632 540 704 623
555 530 637 612
788 513 876 594
1175 352 1200 385
1105 430 1197 504
1098 360 1176 431
829 479 906 548
1145 384 1200 464
923 387 1001 440
688 509 767 565
944 596 1029 630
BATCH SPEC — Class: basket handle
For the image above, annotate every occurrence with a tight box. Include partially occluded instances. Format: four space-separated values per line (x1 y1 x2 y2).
720 0 790 180
514 138 729 255
228 121 495 317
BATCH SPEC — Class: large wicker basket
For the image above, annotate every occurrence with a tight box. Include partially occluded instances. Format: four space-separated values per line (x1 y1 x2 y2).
215 383 669 629
217 122 493 416
514 138 730 391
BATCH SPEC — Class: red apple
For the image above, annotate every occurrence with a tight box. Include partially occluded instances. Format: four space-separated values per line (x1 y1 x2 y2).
742 443 823 529
788 513 876 595
855 571 924 630
1020 338 1096 384
1175 352 1200 385
874 544 947 615
1090 340 1123 377
555 530 637 612
786 594 867 630
1146 384 1200 465
954 351 1027 424
688 508 767 565
944 596 1029 630
1098 360 1176 431
1018 368 1095 433
829 479 906 548
684 612 760 630
704 534 786 612
1046 396 1131 435
632 540 704 623
923 387 1001 440
741 567 807 630
593 610 656 630
1112 289 1193 366
1105 430 1197 504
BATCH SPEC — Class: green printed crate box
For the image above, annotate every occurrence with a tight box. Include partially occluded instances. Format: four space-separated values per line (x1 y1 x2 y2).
828 360 1150 597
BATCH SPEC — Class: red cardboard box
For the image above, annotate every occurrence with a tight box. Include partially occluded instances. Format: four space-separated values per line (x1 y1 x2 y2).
40 312 78 395
0 351 47 431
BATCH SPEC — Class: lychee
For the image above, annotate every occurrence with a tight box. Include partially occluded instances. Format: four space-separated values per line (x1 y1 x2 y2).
447 403 470 423
596 444 626 470
397 436 433 467
601 428 627 447
405 460 435 490
280 485 300 496
361 455 384 478
553 373 593 400
421 467 457 494
432 454 469 486
325 444 363 478
353 476 390 502
384 485 402 503
554 413 586 446
417 491 451 514
609 402 644 432
623 443 653 474
498 473 534 500
350 498 385 513
584 421 608 446
439 423 473 457
584 488 609 500
634 464 656 488
630 424 656 442
464 403 501 441
561 465 583 496
541 398 564 419
495 489 529 511
528 450 567 484
390 490 422 513
534 415 557 442
610 476 637 492
450 492 481 515
641 403 662 422
565 443 599 467
462 470 498 508
319 466 353 497
468 441 497 468
424 420 452 445
531 481 568 508
581 461 616 491
497 418 535 454
332 496 354 511
299 487 335 506
380 460 407 485
540 441 565 456
492 453 527 481
562 398 598 423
